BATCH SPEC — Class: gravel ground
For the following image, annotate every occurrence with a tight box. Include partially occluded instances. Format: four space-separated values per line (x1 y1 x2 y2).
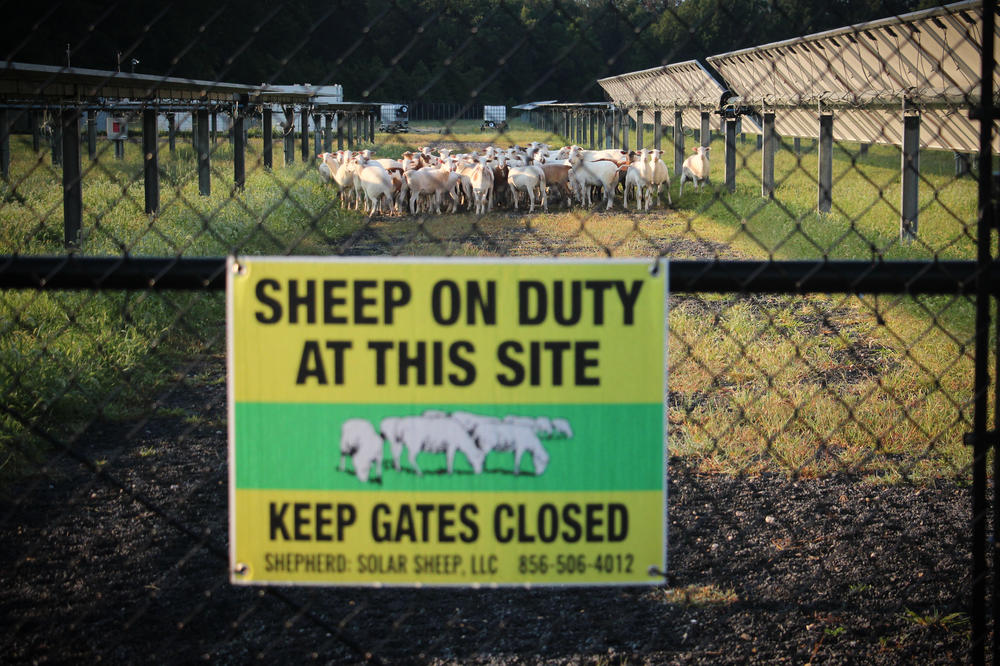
0 353 984 665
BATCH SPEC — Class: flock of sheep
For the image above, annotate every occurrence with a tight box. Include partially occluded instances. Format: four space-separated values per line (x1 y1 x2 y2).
317 143 711 217
338 411 575 483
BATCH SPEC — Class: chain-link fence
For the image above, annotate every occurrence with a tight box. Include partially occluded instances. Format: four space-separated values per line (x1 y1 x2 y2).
0 0 997 663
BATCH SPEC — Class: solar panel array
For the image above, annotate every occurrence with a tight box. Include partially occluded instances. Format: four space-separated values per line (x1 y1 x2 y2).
599 0 996 153
707 0 996 152
597 60 736 134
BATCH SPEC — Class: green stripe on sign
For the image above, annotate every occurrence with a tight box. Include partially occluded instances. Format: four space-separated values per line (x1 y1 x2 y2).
234 403 663 492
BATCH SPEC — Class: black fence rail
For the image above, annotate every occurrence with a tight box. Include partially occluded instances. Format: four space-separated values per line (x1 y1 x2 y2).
0 0 997 664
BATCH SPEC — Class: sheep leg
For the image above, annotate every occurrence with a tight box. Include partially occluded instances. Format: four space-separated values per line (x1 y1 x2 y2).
407 446 423 476
391 440 404 471
355 457 370 483
513 448 523 476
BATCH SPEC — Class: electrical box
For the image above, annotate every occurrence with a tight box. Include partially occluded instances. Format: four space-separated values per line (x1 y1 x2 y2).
106 117 128 140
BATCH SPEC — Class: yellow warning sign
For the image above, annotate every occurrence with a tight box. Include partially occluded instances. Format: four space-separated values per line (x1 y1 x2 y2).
228 257 667 586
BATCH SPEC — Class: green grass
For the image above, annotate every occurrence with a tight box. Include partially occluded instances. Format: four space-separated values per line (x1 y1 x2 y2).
671 135 977 262
0 119 987 484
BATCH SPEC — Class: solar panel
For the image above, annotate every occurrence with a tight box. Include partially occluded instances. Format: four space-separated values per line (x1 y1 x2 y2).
0 61 364 109
706 0 997 152
597 60 741 134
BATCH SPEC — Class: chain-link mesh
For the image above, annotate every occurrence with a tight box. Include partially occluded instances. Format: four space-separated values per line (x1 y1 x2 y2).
0 0 996 663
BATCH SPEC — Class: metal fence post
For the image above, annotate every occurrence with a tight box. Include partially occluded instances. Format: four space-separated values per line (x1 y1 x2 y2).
233 104 245 191
263 107 273 169
725 117 736 193
61 107 81 247
347 113 354 147
51 111 63 166
636 109 644 150
336 112 344 150
166 112 176 153
653 110 662 151
300 111 310 163
973 3 997 662
900 111 920 241
674 109 684 176
701 111 710 149
0 107 9 181
762 112 775 199
87 110 97 161
31 110 40 152
197 107 210 196
324 113 332 152
283 107 295 166
211 110 217 144
142 108 159 214
368 112 375 143
955 152 971 177
818 113 833 213
589 111 596 149
313 113 321 156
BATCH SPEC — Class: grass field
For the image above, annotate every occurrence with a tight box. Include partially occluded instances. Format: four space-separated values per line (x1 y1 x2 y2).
0 119 988 482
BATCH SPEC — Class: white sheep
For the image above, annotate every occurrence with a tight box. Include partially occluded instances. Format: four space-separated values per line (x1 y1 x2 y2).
355 163 395 216
648 148 673 206
317 152 335 184
534 416 555 437
471 422 550 475
405 165 458 214
450 410 501 433
503 415 553 437
332 151 358 209
394 416 485 476
470 159 495 214
551 417 574 439
507 164 548 213
567 149 620 209
624 149 654 212
379 416 406 468
339 418 384 483
678 146 710 196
